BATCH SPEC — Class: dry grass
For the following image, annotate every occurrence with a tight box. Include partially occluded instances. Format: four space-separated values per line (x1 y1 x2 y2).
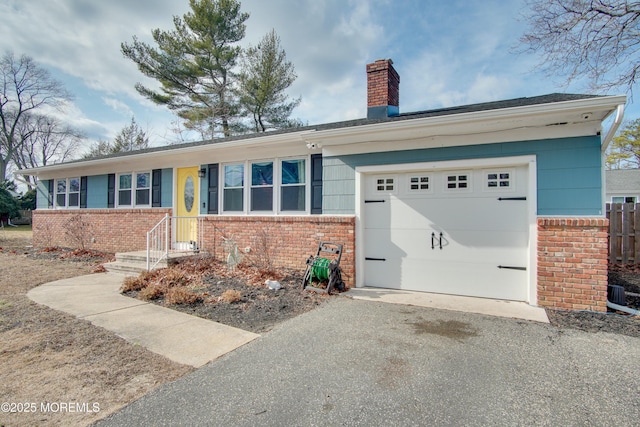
0 227 192 426
220 289 243 303
165 287 203 305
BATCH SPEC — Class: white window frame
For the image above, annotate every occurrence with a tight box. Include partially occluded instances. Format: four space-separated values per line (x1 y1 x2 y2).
222 163 245 213
116 171 151 208
55 177 80 209
219 156 310 215
250 160 274 212
279 157 308 213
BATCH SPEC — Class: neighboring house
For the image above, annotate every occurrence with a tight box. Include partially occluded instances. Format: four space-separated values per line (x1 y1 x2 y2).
20 59 626 312
605 169 640 203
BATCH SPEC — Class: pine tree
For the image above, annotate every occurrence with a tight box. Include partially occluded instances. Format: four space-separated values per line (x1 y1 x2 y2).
237 30 301 132
121 0 249 139
607 118 640 169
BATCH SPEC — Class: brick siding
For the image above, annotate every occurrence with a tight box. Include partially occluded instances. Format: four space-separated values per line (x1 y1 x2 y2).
200 216 355 286
32 210 356 286
537 217 609 312
33 209 172 253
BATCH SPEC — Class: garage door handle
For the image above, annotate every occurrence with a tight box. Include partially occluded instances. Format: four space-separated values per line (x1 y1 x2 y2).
365 199 386 203
432 232 443 250
498 197 527 201
498 265 527 271
365 257 386 261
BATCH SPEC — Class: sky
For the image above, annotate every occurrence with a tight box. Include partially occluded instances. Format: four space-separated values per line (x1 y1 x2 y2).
0 0 636 154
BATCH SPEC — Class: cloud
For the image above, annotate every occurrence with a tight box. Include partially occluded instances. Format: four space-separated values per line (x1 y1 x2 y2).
103 97 134 117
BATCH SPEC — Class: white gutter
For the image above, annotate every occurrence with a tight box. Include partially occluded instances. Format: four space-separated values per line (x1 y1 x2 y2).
307 95 628 146
601 103 625 152
19 130 317 176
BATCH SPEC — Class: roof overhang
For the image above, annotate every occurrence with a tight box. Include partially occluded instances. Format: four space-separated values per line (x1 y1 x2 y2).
308 95 627 156
19 94 627 179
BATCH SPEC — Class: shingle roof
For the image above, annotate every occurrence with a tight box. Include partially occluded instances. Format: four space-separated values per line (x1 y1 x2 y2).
76 93 601 164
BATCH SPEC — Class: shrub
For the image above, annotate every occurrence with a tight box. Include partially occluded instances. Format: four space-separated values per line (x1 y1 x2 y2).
63 214 95 250
220 289 242 303
157 269 191 288
121 276 147 292
165 287 202 305
139 284 165 300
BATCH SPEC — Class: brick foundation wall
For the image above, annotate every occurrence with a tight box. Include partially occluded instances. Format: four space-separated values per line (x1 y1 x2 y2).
32 210 356 286
200 216 356 287
537 217 609 312
33 209 172 253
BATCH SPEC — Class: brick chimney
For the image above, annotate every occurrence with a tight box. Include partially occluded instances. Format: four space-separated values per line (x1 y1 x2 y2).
367 59 400 119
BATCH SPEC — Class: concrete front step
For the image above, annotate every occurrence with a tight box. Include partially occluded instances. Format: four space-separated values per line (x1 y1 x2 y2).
104 250 201 275
103 261 149 275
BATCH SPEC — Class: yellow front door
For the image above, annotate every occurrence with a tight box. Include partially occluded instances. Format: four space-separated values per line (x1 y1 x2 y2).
176 167 199 246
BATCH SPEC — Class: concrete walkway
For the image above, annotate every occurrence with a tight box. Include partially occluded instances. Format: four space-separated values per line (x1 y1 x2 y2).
27 272 259 368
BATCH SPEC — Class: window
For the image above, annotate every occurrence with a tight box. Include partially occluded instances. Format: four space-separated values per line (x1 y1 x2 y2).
117 172 151 207
409 175 431 192
612 196 637 203
444 172 471 191
484 170 513 191
375 177 395 192
224 164 244 211
136 172 151 205
55 177 80 208
118 174 132 206
281 159 306 211
251 161 273 211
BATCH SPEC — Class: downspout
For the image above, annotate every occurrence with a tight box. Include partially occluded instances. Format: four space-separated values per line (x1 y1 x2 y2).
606 300 640 316
601 103 625 153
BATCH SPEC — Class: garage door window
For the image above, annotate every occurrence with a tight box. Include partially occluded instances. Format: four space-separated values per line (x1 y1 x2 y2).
445 172 471 191
409 175 432 192
484 170 514 191
375 177 395 192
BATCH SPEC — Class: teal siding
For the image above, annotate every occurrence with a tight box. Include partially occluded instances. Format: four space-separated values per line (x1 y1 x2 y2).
161 169 173 208
86 175 108 208
36 180 50 209
323 136 603 216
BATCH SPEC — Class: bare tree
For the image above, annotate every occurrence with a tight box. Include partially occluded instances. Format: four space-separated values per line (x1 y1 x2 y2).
13 114 84 188
519 0 640 94
0 51 72 181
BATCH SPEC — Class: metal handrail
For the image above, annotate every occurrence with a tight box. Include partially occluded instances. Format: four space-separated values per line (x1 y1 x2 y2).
147 213 170 271
146 214 204 271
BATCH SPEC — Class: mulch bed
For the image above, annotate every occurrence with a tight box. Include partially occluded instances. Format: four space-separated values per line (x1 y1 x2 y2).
546 264 640 338
121 256 335 334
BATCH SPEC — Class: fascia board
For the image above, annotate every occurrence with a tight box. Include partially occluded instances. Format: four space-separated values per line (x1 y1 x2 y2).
21 131 316 178
307 95 628 146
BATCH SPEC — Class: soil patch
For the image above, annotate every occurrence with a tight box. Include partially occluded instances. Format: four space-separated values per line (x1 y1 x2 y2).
0 227 192 427
546 265 640 338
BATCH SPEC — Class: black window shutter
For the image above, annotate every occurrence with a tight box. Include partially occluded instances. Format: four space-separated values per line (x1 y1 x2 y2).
80 176 88 208
152 169 162 207
47 180 54 208
207 163 219 214
310 154 323 214
107 174 115 208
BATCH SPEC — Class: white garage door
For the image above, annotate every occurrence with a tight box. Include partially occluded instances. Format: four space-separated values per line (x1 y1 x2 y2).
363 165 529 301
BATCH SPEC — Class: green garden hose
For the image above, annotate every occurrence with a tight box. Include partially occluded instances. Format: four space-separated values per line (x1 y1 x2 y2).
311 257 331 282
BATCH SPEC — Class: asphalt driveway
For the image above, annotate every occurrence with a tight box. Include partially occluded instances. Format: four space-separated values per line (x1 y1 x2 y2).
97 298 640 426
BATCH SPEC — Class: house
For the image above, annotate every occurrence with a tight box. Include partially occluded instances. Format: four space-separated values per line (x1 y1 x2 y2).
605 169 640 203
21 59 626 312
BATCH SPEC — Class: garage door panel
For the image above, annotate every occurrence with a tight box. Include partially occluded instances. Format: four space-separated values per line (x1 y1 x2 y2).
363 164 530 302
401 259 528 301
388 198 527 231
